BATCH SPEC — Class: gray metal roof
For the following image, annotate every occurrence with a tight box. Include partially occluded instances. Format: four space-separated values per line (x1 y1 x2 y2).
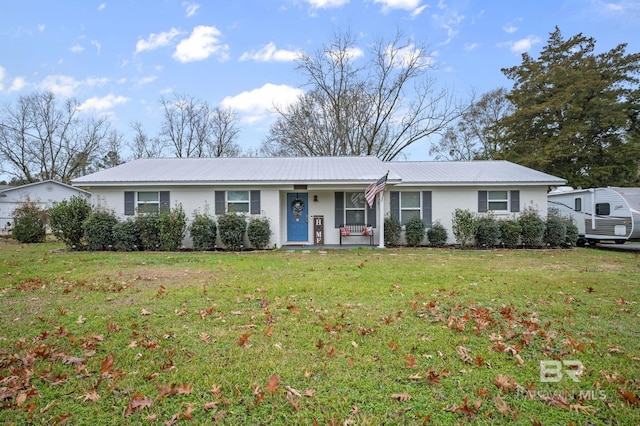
71 157 566 186
386 160 566 186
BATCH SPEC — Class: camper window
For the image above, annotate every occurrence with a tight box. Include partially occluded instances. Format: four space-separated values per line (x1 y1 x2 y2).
596 203 610 216
574 198 582 212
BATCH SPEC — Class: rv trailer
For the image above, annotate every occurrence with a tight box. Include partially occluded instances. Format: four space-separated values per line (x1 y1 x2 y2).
548 187 640 245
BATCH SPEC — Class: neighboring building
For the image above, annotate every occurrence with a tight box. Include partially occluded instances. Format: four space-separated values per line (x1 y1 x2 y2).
71 157 566 248
0 180 91 231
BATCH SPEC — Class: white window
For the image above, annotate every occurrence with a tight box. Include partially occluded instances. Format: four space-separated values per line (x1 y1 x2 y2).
137 191 159 213
488 191 508 211
400 192 421 225
345 192 367 224
227 191 250 213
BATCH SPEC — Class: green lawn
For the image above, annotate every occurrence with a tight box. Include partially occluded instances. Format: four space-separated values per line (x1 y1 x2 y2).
0 241 638 425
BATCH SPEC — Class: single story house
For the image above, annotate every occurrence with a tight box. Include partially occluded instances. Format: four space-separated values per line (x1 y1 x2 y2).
71 157 566 248
0 180 91 231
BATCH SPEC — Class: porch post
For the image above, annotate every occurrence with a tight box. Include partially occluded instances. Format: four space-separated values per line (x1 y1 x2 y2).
377 190 385 248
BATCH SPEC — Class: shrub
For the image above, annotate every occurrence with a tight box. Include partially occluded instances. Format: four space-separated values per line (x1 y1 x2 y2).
564 219 579 247
544 212 567 248
112 219 141 251
217 212 247 251
158 205 187 251
189 213 217 251
451 209 477 249
83 210 118 251
475 215 501 248
135 213 160 251
48 195 91 249
518 207 546 248
247 217 271 249
499 219 521 248
384 216 402 247
405 216 426 247
427 222 448 247
11 199 46 243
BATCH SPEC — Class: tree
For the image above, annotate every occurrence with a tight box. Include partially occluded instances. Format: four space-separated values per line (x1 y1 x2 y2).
128 121 167 159
430 88 513 160
159 94 241 158
495 27 640 187
0 91 110 184
261 30 458 160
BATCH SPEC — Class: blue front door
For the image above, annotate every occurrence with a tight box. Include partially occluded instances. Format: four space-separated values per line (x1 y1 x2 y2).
287 193 308 241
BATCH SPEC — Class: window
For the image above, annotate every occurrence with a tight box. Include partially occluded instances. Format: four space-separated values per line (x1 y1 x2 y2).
227 191 250 213
137 191 159 213
488 191 509 211
574 197 582 212
400 192 420 225
596 203 610 215
345 192 367 224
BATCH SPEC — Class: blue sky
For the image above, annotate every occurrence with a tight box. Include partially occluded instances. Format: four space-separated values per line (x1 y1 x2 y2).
1 0 638 160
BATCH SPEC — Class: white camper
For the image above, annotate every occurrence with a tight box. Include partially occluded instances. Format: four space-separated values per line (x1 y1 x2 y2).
547 187 640 245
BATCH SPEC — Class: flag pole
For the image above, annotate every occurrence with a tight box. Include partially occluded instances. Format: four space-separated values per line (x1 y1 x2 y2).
377 188 385 248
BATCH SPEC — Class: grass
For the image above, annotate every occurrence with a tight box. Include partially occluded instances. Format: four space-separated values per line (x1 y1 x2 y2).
0 240 638 425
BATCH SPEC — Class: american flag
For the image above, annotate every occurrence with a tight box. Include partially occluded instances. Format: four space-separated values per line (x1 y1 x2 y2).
365 172 388 208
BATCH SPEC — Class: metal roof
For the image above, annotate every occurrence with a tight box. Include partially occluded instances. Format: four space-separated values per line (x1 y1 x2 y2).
71 157 566 186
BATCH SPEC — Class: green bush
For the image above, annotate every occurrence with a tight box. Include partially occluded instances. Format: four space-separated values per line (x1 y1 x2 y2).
427 222 448 247
158 205 187 251
499 219 521 248
544 212 567 248
217 212 247 251
475 215 501 248
564 219 579 247
384 216 402 247
189 213 217 251
135 213 160 251
518 207 546 248
247 217 271 249
451 209 477 249
405 216 426 247
11 199 46 243
83 210 118 251
48 195 92 249
112 219 141 251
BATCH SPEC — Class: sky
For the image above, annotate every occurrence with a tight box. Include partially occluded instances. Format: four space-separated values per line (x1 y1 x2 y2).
1 0 639 161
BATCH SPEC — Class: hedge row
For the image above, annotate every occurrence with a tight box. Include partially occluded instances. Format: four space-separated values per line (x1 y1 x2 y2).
13 195 271 251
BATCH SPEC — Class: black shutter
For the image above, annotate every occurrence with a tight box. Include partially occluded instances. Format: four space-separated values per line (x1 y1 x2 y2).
422 191 432 227
124 191 135 216
510 190 520 212
367 196 377 228
334 192 344 228
159 191 170 212
250 190 260 214
478 191 488 213
390 191 400 220
215 191 225 215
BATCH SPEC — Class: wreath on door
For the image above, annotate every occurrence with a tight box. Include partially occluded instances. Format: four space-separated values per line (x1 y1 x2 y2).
291 196 305 221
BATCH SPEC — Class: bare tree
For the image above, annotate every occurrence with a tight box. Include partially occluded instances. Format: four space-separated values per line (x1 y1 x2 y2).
429 88 513 160
0 91 110 184
128 121 167 159
261 30 459 160
208 106 241 157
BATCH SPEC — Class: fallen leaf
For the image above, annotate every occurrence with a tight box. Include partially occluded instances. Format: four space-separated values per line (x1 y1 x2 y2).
494 394 512 414
124 392 152 417
456 345 472 364
100 353 114 376
267 374 280 395
391 393 411 401
83 391 100 402
140 309 151 316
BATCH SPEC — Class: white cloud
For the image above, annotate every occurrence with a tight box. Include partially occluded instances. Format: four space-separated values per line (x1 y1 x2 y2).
70 44 84 53
464 42 479 51
0 66 5 91
239 42 301 62
38 75 81 97
411 5 428 18
385 43 428 68
374 0 423 13
135 28 181 54
303 0 349 8
135 76 157 86
37 24 45 32
505 35 541 54
221 83 304 124
98 3 106 11
183 2 200 17
503 24 518 33
78 94 130 112
9 76 27 93
91 40 102 55
173 25 229 63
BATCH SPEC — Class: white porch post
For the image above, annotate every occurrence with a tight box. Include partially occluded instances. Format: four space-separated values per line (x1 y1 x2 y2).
378 190 385 248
